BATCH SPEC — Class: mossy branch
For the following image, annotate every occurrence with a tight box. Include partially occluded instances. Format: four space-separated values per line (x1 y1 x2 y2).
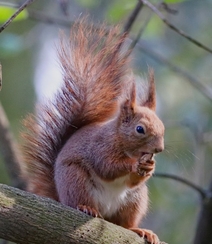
0 184 151 244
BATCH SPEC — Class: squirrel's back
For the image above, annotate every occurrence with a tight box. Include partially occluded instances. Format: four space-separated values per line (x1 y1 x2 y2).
21 20 132 199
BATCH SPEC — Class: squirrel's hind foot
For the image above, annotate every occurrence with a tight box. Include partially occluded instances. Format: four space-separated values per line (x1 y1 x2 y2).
129 227 160 244
77 204 103 218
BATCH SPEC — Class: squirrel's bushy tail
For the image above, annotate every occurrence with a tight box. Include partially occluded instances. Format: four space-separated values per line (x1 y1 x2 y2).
21 20 131 199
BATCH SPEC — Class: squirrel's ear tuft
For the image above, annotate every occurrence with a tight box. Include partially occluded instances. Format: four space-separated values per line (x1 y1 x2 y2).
119 83 136 124
143 68 156 111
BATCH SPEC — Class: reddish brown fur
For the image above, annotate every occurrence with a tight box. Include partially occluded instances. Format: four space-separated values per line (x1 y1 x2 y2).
21 21 165 244
21 21 130 199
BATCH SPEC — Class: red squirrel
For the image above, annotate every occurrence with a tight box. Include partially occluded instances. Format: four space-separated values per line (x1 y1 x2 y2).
21 21 165 244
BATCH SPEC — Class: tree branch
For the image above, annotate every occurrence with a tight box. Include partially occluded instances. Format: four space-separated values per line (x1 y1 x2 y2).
141 0 212 54
0 0 37 33
0 184 155 244
154 173 206 199
127 11 152 53
2 5 210 103
22 8 212 102
193 178 212 244
136 41 212 102
123 0 144 34
0 2 72 27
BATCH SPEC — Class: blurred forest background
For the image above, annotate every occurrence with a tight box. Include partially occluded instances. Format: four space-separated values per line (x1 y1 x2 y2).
1 0 212 243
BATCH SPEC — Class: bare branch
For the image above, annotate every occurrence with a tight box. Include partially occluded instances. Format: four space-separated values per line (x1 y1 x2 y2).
0 2 72 27
0 103 25 189
128 12 153 53
107 1 145 67
160 2 178 15
0 0 142 35
136 41 212 102
123 0 144 35
154 173 206 199
0 0 37 33
193 178 212 244
141 0 212 54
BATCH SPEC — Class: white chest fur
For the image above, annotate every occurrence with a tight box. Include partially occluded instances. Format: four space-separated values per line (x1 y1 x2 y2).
91 175 132 218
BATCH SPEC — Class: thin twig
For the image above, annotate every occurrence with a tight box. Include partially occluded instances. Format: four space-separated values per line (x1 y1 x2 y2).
154 173 206 199
110 0 144 67
1 1 211 102
126 1 164 56
136 41 212 102
0 2 72 27
126 2 164 55
0 103 25 189
160 2 178 15
128 12 153 53
141 0 212 54
115 0 144 57
0 0 37 33
123 0 144 34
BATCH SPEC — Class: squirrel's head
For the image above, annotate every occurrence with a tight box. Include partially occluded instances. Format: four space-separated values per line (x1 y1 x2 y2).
118 69 165 158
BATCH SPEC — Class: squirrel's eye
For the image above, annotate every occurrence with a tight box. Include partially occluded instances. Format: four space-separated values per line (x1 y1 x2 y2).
136 125 145 134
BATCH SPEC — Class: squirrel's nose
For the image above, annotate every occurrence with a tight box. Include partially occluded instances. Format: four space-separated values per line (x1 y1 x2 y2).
154 145 164 153
153 137 164 153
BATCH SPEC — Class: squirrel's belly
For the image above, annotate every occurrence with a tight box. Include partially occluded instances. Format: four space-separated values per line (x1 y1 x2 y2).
91 175 132 218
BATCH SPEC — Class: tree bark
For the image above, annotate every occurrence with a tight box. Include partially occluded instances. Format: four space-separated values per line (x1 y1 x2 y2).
193 179 212 244
0 184 154 244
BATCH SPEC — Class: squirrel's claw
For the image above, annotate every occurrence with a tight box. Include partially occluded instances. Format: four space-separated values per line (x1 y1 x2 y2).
77 204 103 218
129 228 160 244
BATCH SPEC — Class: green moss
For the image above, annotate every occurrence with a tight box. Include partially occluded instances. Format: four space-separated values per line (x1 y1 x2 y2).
0 192 15 208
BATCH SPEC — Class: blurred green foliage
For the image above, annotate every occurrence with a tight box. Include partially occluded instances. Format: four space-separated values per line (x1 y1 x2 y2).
106 0 137 23
0 0 212 244
0 6 28 22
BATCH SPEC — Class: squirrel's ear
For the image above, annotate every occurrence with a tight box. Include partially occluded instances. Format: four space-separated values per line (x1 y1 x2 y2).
143 68 156 111
119 82 136 124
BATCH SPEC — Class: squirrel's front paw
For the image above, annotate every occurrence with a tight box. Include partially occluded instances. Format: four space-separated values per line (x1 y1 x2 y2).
137 154 155 178
77 205 103 218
